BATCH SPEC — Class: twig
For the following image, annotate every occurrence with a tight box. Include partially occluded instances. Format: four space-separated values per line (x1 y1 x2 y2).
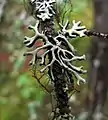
84 30 108 39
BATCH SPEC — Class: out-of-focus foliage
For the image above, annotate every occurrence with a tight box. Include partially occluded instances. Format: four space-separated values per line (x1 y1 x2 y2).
0 0 93 120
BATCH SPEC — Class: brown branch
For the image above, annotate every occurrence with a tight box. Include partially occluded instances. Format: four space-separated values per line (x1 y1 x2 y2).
84 30 108 39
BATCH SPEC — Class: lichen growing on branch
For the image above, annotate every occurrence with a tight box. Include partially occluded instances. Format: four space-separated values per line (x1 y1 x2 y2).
24 19 87 85
23 0 87 119
29 0 55 21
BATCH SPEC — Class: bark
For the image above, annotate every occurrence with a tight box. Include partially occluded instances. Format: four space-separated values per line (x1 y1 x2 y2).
40 15 72 120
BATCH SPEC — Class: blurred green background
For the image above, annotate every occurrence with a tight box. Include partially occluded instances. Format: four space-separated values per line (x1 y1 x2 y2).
0 0 93 120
